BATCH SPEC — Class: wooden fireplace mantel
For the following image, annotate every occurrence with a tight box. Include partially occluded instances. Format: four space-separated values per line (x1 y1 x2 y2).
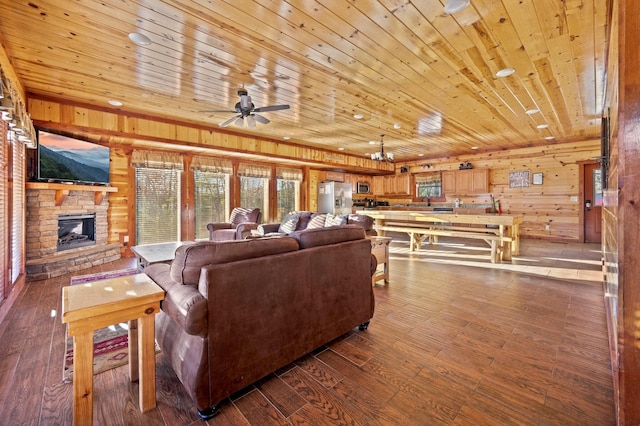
26 182 118 206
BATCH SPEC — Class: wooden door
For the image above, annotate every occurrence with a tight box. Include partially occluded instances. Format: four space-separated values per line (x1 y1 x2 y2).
584 163 602 243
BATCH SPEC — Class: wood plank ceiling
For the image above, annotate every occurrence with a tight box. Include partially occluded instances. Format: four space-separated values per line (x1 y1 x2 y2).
0 0 610 162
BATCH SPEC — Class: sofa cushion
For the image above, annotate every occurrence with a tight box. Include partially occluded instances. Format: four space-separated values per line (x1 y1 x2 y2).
170 237 300 285
278 212 302 234
324 213 347 227
289 224 365 249
306 213 327 229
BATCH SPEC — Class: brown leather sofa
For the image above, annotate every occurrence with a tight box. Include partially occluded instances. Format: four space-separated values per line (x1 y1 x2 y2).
257 211 377 237
145 225 375 419
206 207 262 241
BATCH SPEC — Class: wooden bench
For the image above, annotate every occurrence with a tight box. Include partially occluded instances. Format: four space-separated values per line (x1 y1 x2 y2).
374 224 513 263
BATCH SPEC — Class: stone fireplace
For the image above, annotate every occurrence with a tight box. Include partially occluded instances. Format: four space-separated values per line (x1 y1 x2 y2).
26 183 121 280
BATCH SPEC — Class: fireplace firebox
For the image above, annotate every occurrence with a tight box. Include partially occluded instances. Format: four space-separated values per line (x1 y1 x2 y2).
58 213 96 251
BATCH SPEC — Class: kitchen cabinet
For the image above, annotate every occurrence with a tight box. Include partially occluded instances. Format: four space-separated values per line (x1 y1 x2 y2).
442 171 457 194
372 176 385 195
441 169 489 195
372 174 412 195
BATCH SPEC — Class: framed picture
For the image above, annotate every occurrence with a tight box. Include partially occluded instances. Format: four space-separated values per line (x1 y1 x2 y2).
532 172 543 185
509 170 530 188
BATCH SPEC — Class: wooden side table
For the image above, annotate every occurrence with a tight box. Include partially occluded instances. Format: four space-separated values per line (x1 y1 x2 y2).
62 273 165 425
368 236 392 285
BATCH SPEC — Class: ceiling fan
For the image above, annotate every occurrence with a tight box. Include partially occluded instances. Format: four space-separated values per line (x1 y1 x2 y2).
201 89 290 128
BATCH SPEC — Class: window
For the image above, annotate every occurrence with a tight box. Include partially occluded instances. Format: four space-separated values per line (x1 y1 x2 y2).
11 131 24 284
132 150 183 245
191 156 233 240
276 167 302 221
238 163 270 215
415 173 442 200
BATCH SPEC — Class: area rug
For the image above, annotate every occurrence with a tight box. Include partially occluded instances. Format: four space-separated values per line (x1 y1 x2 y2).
63 267 148 382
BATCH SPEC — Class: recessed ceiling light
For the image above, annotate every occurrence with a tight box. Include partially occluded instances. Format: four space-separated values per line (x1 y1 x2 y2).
128 32 152 46
338 147 345 151
418 153 424 157
525 108 539 115
393 123 401 129
108 99 123 107
369 141 377 145
353 114 364 119
545 136 555 140
537 124 549 129
444 0 470 14
496 68 515 77
471 146 479 150
282 136 291 140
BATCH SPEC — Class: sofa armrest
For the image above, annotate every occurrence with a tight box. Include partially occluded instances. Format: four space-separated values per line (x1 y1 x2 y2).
147 264 208 336
257 223 281 235
162 284 208 337
235 222 259 239
207 222 233 231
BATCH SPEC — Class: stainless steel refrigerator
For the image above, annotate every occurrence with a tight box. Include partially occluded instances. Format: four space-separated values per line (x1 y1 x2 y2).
318 181 353 214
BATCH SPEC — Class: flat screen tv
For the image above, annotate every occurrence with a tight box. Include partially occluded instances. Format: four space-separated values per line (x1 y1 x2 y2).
37 130 110 184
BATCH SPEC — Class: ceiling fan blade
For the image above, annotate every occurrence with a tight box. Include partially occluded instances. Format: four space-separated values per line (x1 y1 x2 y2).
254 104 290 113
254 114 270 124
201 109 237 113
219 115 240 127
246 115 257 128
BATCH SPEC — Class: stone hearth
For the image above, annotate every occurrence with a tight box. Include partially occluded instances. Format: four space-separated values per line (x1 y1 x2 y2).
25 184 121 281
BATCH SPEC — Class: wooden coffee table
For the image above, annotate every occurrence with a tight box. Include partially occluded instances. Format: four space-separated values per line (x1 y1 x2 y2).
62 273 165 425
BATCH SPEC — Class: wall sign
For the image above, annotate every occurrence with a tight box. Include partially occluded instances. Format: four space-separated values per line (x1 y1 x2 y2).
532 172 543 185
509 170 530 188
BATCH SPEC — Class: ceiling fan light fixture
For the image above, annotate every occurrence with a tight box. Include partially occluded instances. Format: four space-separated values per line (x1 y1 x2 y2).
496 68 515 77
444 0 470 14
246 114 256 128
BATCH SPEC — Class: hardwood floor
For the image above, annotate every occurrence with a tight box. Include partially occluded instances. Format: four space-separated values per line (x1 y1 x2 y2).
0 238 614 425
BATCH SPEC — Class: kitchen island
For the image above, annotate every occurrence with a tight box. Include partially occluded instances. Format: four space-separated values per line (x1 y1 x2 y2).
357 210 523 263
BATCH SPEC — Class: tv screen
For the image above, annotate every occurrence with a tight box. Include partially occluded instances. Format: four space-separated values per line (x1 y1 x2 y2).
38 130 110 184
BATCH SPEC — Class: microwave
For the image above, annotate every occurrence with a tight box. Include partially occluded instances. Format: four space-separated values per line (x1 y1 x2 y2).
356 182 370 194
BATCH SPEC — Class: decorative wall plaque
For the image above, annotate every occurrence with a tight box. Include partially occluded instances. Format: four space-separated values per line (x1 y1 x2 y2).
532 172 543 185
509 170 530 188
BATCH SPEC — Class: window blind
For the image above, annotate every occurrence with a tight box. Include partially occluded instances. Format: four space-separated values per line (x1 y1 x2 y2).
135 168 181 245
276 167 303 181
11 131 24 284
191 156 233 174
0 121 7 297
237 163 271 178
131 150 183 170
194 170 229 239
415 173 441 184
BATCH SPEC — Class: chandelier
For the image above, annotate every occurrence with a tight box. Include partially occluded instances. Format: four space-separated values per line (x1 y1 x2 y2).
371 134 393 162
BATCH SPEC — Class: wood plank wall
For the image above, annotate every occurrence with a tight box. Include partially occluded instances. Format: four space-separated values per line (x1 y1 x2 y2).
382 140 600 241
28 97 599 248
611 0 640 423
